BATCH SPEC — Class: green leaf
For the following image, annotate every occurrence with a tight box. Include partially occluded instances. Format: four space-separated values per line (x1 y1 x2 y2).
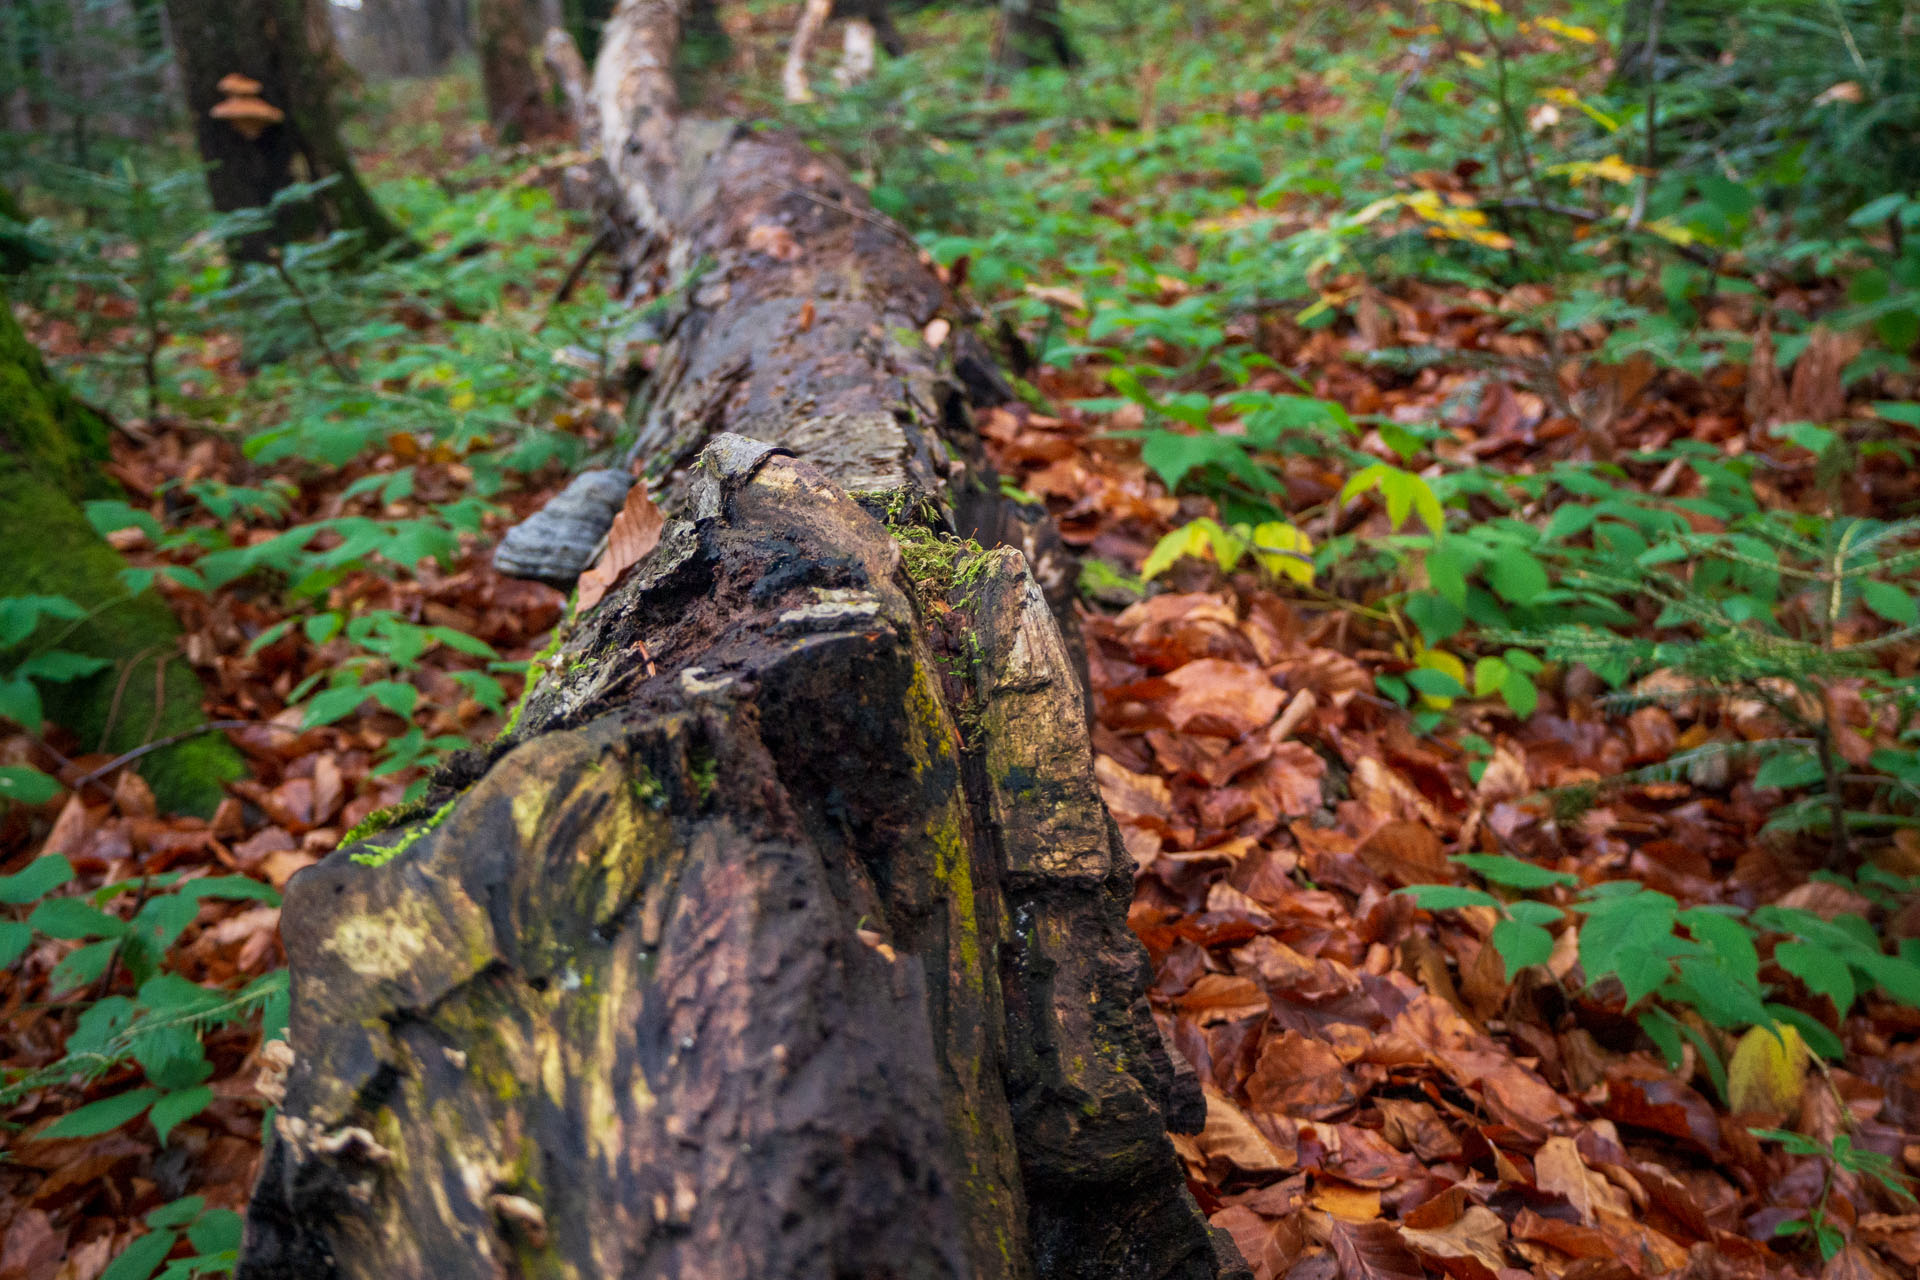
0 918 28 967
1491 918 1555 979
1640 1008 1685 1069
100 1228 178 1280
1488 551 1550 605
1505 900 1565 926
50 938 121 993
1678 907 1760 989
1754 749 1825 791
1776 940 1855 1011
304 612 344 645
0 853 73 903
302 683 369 727
0 675 44 730
1767 1003 1846 1060
147 1196 206 1229
13 650 113 683
1396 885 1499 910
0 594 86 648
131 894 202 955
187 1208 243 1255
149 1086 213 1145
0 766 63 807
30 897 128 940
1861 579 1919 627
1850 950 1920 1006
1452 854 1577 889
40 1087 160 1139
1404 592 1465 645
1500 669 1539 719
1404 667 1466 699
183 876 281 906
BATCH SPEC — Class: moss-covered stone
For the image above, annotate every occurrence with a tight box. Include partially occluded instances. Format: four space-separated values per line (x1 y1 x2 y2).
0 290 243 813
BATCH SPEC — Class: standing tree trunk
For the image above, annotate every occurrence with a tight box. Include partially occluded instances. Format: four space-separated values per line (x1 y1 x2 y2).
478 0 570 142
0 287 244 814
162 0 412 261
237 1 1242 1278
993 0 1074 70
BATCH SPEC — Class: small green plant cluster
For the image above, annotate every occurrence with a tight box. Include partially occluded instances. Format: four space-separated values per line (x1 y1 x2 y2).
0 852 286 1147
0 156 632 798
1402 854 1920 1100
1753 1127 1919 1262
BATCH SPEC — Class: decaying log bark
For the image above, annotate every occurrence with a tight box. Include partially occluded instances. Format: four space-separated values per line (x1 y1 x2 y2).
238 3 1243 1278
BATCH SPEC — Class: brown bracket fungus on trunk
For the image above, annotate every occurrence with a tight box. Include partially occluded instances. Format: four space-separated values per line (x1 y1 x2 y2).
238 3 1246 1277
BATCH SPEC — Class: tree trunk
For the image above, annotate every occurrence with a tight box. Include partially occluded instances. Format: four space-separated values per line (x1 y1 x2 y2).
478 0 570 142
162 0 412 261
993 0 1074 71
237 2 1242 1278
0 288 244 814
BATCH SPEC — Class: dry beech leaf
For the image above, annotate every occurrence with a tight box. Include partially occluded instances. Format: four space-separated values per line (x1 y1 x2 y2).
1397 1204 1507 1278
576 481 664 613
1328 1218 1424 1280
1356 820 1448 886
1196 1086 1295 1175
1535 1135 1629 1225
1310 1181 1382 1222
1163 659 1283 738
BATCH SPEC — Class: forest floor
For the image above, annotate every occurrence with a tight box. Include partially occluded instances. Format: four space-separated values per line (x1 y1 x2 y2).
5 3 1920 1279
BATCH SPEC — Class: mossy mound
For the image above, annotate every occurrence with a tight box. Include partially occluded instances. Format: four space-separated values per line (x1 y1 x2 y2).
0 291 243 815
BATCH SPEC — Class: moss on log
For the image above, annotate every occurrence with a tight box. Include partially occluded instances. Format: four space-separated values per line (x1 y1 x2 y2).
0 294 243 813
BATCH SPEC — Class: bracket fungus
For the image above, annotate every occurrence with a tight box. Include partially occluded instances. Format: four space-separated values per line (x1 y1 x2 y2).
211 73 284 140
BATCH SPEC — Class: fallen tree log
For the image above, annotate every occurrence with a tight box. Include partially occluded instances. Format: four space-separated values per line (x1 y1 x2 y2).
237 4 1243 1277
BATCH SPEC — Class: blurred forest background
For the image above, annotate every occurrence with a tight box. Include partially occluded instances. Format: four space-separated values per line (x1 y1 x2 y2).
6 1 1920 1278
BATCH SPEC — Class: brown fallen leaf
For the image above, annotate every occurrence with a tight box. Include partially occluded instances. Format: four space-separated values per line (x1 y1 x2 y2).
1535 1135 1630 1225
1163 659 1283 738
1197 1086 1296 1176
1247 1031 1358 1120
1328 1218 1424 1280
1398 1204 1507 1280
576 480 664 613
1357 820 1449 887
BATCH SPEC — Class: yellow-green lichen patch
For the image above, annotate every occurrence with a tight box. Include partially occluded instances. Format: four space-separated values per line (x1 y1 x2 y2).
324 913 431 980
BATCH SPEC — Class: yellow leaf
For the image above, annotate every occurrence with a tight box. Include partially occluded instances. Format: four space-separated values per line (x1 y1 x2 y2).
1428 0 1503 14
1546 154 1642 186
1249 522 1315 585
1141 519 1246 581
1726 1023 1810 1116
1533 16 1598 42
1539 86 1621 132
